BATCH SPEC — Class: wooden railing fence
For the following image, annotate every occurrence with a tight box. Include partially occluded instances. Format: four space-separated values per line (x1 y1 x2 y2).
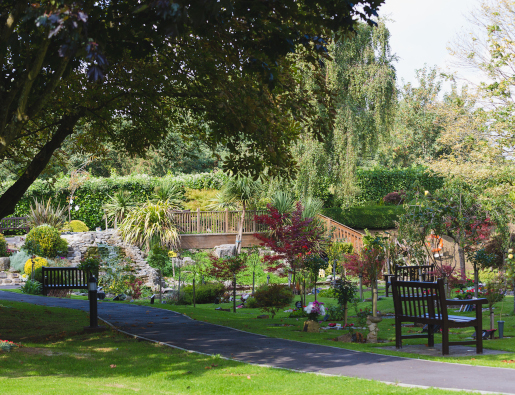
318 214 363 251
174 209 268 234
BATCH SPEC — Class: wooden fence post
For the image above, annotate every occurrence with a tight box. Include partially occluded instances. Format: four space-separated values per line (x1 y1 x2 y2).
196 208 201 233
225 208 229 233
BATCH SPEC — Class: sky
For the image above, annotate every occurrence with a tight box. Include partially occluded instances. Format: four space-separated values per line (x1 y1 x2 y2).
377 0 481 89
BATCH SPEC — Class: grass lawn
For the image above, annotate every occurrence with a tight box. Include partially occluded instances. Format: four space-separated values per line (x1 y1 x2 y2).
0 300 477 395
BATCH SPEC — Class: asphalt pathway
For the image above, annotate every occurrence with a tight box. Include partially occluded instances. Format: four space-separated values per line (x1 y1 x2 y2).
1 291 514 394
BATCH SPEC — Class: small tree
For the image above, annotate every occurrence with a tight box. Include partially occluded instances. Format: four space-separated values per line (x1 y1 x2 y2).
146 244 169 305
333 276 358 326
254 202 325 298
344 246 385 317
209 254 247 312
304 254 329 301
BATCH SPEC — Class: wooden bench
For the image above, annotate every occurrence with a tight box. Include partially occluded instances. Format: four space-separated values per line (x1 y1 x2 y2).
0 216 29 233
384 264 435 297
41 267 92 296
391 278 487 355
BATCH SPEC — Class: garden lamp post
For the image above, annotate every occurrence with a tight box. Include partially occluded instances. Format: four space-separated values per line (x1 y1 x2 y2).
85 275 105 332
267 274 270 285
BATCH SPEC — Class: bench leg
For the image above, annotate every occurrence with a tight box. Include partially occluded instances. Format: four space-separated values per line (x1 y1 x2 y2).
395 317 402 349
385 283 390 297
442 323 449 355
428 324 434 347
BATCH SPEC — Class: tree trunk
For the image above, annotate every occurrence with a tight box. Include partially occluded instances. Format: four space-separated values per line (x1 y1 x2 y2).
252 271 255 294
0 113 82 219
458 246 466 280
159 269 162 305
235 204 245 255
193 278 196 308
372 279 378 317
343 302 348 326
233 274 237 313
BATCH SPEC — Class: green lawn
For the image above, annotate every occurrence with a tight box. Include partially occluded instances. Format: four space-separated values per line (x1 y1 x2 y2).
0 300 476 395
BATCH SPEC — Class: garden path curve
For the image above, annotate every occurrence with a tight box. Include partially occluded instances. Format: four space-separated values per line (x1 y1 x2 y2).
1 291 514 395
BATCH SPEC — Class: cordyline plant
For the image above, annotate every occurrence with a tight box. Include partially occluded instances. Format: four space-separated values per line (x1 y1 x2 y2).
209 254 247 313
254 202 325 294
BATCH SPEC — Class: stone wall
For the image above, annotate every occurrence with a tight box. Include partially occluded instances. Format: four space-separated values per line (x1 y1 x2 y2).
61 229 164 291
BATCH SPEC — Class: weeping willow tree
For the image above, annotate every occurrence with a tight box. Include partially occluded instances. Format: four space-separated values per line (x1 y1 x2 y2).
294 21 397 206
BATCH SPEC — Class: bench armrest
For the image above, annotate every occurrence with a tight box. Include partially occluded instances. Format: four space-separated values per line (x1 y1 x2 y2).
445 298 487 306
384 274 395 282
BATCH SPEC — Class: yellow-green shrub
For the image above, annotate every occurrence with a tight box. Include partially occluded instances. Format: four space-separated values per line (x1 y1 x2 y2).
24 225 68 258
0 233 7 257
24 257 48 276
62 220 89 232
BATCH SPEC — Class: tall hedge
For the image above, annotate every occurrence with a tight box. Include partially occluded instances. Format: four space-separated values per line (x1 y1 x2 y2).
0 172 228 230
355 167 443 203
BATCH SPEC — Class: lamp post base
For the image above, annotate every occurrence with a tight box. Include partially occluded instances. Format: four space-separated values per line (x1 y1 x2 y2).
84 326 107 333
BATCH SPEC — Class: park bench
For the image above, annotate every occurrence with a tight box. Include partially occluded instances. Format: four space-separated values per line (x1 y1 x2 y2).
41 267 92 296
384 264 435 297
0 216 29 233
391 277 487 355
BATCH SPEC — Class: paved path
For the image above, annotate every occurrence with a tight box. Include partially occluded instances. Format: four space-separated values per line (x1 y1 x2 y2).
1 291 514 394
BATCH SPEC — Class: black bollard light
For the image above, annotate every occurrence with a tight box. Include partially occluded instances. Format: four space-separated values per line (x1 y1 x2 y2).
84 275 106 332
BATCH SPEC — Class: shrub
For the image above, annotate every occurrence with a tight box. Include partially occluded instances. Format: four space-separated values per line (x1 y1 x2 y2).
24 257 48 276
322 204 405 229
382 191 406 205
9 250 31 272
318 288 336 298
245 297 258 308
182 283 225 304
20 279 42 295
167 290 193 305
24 225 68 258
62 220 89 232
77 255 101 275
325 304 345 321
0 233 7 257
253 284 294 318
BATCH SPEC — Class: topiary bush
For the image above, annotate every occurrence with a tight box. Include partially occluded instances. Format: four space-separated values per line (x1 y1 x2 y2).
322 204 405 229
0 233 7 257
253 284 294 318
182 283 225 304
23 225 68 258
24 256 48 277
62 220 89 232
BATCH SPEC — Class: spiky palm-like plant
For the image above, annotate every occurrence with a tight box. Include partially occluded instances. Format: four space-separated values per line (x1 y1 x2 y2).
270 191 295 215
215 176 262 254
103 191 136 227
152 182 184 208
119 200 179 251
26 198 66 229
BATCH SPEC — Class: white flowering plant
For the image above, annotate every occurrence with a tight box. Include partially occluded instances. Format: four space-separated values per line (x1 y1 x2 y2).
304 300 326 321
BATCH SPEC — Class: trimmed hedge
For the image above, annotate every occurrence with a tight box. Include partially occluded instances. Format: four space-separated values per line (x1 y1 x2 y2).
322 204 405 230
355 167 443 203
0 172 228 230
182 283 226 304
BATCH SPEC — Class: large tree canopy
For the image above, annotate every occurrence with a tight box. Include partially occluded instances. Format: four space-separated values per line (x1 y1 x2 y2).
0 0 385 218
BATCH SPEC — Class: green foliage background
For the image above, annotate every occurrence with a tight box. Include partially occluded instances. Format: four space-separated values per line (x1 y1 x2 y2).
0 172 228 230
